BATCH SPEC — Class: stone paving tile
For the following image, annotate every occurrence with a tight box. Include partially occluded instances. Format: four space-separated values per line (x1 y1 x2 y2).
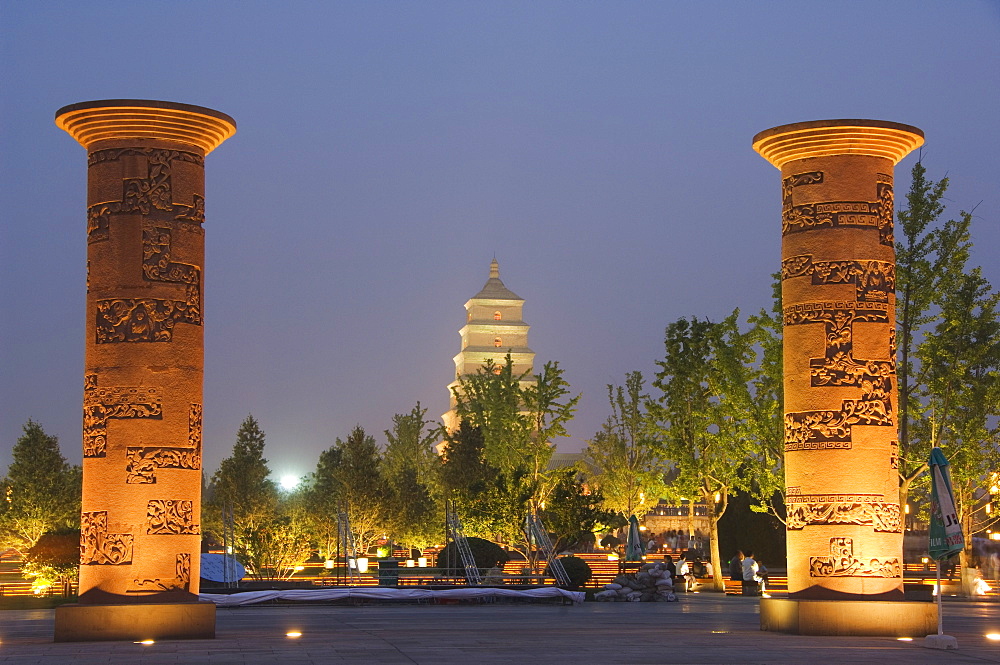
0 597 998 664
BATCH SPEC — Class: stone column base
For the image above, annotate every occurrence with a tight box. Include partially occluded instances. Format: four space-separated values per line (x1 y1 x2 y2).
760 598 937 636
54 601 216 642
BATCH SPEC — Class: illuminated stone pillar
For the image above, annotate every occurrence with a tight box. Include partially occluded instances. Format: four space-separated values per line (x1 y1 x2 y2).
54 100 235 641
753 120 936 636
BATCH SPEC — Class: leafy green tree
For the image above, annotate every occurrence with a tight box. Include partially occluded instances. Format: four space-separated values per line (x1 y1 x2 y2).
0 420 80 552
743 278 786 521
895 161 977 506
540 467 607 552
383 403 442 550
652 314 761 591
22 529 79 596
916 266 1000 593
583 372 667 519
450 355 579 550
521 361 581 502
331 426 387 554
241 488 314 580
384 402 441 488
301 445 342 560
207 414 281 578
440 422 530 547
453 356 533 476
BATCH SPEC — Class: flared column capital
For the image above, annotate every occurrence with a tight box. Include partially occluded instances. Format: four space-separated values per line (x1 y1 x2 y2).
56 99 236 154
753 119 923 168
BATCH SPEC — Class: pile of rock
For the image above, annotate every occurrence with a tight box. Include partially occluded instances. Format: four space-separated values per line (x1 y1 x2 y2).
594 562 677 602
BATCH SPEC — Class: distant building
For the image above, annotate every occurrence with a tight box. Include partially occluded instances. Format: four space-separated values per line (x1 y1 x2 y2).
441 259 535 433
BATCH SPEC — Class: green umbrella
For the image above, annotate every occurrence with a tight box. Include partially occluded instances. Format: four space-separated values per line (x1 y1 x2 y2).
625 515 644 562
927 446 964 642
928 447 964 561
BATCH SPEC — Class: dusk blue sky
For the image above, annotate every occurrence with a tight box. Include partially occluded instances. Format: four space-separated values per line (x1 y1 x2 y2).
2 2 998 483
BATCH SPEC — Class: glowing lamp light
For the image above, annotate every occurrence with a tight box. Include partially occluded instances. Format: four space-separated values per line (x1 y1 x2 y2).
921 557 929 564
280 475 300 491
324 559 335 569
405 559 415 567
607 553 619 561
714 492 721 503
897 637 913 642
286 631 302 639
904 504 910 514
985 633 1000 641
991 533 1000 541
135 639 155 645
417 557 428 567
356 557 370 573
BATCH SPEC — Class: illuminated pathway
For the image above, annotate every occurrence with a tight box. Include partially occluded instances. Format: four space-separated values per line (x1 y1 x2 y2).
1 595 998 663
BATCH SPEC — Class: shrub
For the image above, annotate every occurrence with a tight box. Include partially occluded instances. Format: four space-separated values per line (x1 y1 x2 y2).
436 537 509 571
548 555 592 589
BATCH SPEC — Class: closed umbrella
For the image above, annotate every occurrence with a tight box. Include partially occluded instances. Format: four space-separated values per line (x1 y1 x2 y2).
926 447 964 649
625 515 644 562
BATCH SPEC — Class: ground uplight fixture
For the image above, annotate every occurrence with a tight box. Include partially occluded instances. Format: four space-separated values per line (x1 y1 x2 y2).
986 633 1000 641
135 639 155 645
897 637 913 642
286 631 302 638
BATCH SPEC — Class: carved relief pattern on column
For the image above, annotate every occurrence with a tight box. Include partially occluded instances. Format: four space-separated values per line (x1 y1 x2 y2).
95 294 201 343
124 402 202 483
785 489 901 532
782 236 898 451
80 511 134 565
808 537 901 578
147 500 200 535
142 220 202 303
782 171 894 247
86 148 204 243
189 403 202 448
129 553 192 593
83 375 162 457
125 446 201 484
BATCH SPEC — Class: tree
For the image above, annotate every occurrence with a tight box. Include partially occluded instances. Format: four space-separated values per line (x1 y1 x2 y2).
583 372 667 519
916 266 1000 594
241 489 313 580
743 278 786 522
383 403 442 550
207 415 281 578
301 445 342 560
652 314 760 591
450 355 579 551
22 529 80 596
383 402 440 489
452 355 533 476
540 467 608 553
440 421 531 547
331 426 387 554
0 420 80 552
521 361 581 504
895 161 976 507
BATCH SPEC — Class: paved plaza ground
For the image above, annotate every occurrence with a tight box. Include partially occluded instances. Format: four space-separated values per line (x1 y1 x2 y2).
1 595 998 664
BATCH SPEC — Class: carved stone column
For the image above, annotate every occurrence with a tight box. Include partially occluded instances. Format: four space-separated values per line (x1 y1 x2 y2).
752 120 938 635
54 100 235 641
